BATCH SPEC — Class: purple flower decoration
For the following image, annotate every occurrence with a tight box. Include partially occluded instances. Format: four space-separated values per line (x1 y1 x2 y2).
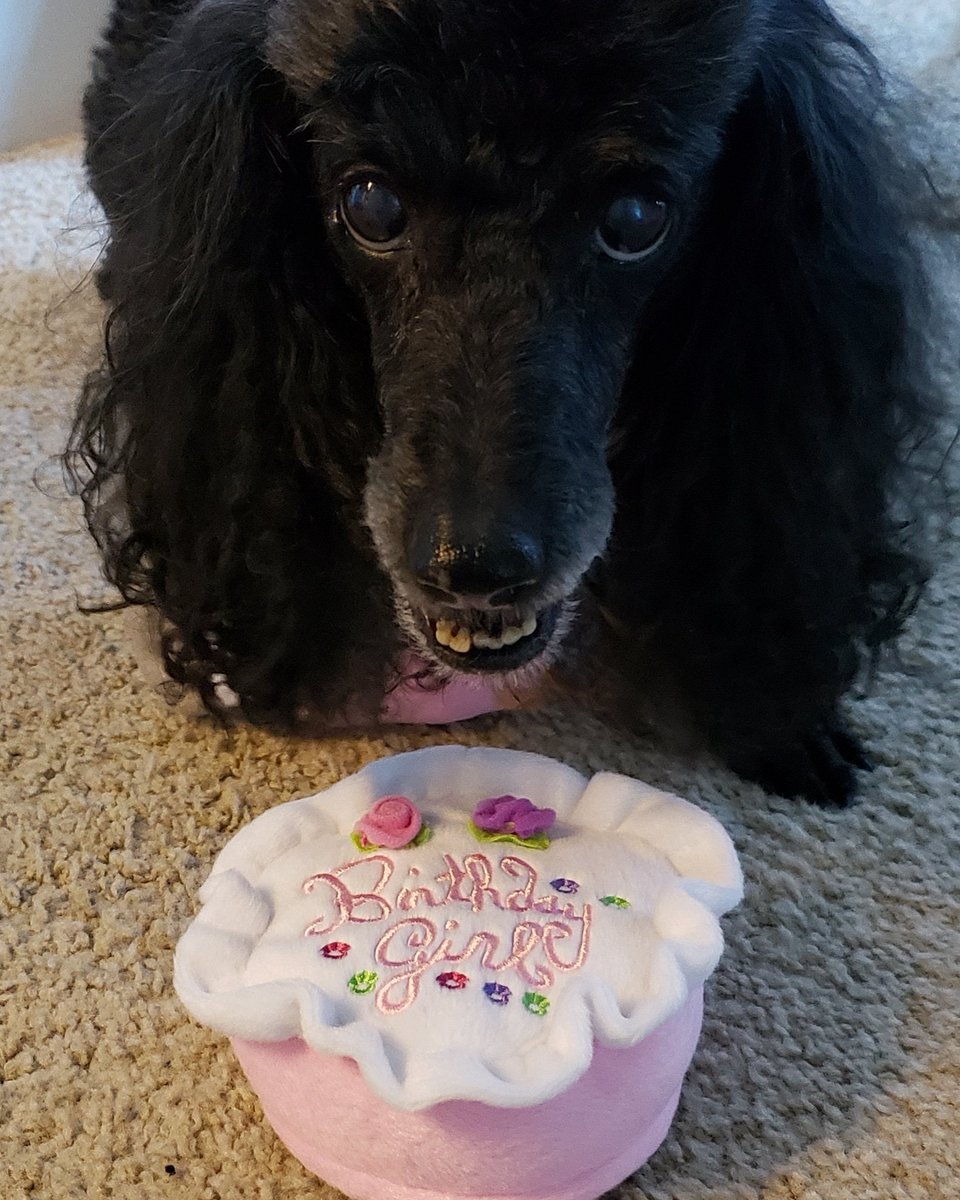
551 878 580 896
484 983 512 1007
473 796 557 840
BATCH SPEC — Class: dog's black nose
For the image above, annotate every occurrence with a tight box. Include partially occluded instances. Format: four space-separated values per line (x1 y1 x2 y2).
408 510 545 607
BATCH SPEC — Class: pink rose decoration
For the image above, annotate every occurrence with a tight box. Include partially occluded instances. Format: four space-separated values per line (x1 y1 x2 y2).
355 796 423 850
472 795 556 839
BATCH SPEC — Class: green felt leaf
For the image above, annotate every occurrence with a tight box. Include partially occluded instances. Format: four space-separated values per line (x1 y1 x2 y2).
351 824 433 854
467 820 551 851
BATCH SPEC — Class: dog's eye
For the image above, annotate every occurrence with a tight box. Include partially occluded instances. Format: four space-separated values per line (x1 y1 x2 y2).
595 196 670 262
339 178 408 250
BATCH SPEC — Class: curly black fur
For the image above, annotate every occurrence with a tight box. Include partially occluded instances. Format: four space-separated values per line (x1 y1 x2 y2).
69 0 948 806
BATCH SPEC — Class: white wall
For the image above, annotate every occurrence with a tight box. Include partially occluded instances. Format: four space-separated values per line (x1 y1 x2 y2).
0 0 113 153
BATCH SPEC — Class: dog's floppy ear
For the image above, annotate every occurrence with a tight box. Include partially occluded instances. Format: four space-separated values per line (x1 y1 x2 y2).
609 2 935 778
72 0 384 721
87 1 305 316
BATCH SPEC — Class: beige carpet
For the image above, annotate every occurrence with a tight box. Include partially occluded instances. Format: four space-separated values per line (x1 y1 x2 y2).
2 8 958 1199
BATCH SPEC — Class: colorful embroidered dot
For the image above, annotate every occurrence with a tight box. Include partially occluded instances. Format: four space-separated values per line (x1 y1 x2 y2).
483 983 512 1006
523 992 551 1017
600 895 631 909
436 972 470 991
348 970 379 996
320 942 351 960
550 878 580 895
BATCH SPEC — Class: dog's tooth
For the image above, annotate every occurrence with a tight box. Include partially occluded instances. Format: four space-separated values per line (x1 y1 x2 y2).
521 615 538 637
449 629 473 654
473 631 500 650
435 619 455 647
500 625 524 646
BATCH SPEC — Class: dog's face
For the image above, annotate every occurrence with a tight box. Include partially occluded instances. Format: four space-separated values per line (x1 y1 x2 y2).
268 0 755 684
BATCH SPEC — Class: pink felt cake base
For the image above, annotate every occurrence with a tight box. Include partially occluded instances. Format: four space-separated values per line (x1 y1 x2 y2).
232 987 704 1200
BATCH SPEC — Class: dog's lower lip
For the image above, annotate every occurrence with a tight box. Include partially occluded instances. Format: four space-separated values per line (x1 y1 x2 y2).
420 604 561 673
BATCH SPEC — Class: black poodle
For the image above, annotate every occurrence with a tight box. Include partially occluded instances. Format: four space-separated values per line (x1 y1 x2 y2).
70 0 945 806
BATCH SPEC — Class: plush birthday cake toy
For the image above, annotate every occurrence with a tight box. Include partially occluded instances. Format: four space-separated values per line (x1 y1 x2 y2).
174 746 743 1200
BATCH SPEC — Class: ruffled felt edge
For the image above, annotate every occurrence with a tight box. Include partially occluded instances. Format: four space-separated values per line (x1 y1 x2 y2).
174 746 743 1111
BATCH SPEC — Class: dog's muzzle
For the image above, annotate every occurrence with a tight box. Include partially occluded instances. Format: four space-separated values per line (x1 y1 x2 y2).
404 507 563 673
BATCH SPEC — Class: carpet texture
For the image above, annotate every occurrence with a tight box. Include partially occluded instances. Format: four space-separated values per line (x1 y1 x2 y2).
1 5 958 1198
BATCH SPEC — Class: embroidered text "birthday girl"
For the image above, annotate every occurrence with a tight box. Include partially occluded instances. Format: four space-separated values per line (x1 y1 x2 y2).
302 853 592 1014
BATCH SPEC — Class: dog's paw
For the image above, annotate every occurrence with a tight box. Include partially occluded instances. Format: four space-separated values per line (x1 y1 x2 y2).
730 724 873 809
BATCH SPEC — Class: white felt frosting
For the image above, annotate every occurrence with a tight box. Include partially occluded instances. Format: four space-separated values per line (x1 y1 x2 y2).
174 746 743 1111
